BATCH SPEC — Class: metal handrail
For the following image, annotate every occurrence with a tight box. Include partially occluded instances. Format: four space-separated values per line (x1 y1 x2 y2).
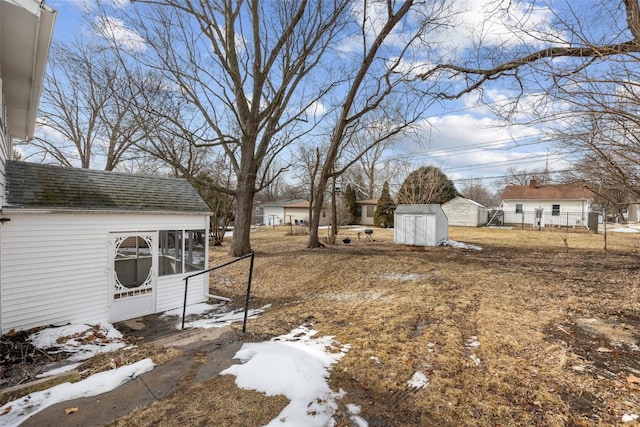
182 252 255 332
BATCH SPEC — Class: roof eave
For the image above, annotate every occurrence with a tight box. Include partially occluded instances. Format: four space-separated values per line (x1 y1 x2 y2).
2 207 212 216
1 0 57 140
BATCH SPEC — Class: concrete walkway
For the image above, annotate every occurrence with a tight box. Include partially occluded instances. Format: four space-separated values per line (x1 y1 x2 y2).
20 326 243 427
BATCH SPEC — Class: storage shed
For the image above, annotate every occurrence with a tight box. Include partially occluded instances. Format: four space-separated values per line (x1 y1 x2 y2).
0 161 212 333
442 196 488 227
394 204 448 247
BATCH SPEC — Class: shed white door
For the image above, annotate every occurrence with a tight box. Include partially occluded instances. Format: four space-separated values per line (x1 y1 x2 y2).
110 232 157 322
400 215 428 246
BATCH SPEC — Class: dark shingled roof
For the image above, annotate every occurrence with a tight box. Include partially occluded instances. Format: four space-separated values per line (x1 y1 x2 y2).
5 161 211 213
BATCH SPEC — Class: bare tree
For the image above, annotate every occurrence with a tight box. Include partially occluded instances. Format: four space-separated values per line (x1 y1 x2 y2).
459 179 499 208
343 109 403 199
110 0 350 256
35 38 143 170
419 0 640 203
307 0 456 248
493 166 550 188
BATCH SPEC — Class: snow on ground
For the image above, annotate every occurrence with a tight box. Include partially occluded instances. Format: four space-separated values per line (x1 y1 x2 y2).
221 325 353 426
611 227 640 233
407 371 429 389
441 240 483 251
161 302 271 329
29 322 127 362
0 359 154 427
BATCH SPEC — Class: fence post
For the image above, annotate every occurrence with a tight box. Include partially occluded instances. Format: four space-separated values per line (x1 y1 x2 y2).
242 252 256 333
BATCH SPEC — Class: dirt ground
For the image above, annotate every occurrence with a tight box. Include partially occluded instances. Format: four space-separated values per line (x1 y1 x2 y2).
3 225 640 426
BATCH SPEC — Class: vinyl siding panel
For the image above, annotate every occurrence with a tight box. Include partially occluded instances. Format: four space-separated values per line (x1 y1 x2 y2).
1 211 209 333
156 275 207 312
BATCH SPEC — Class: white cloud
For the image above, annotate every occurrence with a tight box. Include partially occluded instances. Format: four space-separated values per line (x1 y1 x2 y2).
95 16 146 52
394 109 561 185
304 100 327 119
438 0 562 51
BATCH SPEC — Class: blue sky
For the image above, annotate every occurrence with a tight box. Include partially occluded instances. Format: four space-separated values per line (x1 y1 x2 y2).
38 0 588 191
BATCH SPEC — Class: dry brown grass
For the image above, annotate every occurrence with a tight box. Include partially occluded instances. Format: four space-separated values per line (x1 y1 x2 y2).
115 225 640 426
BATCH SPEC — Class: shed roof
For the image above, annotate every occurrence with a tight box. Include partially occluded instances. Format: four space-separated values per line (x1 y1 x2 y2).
263 199 306 208
284 200 324 209
395 204 444 214
357 198 378 206
4 161 211 213
501 182 593 201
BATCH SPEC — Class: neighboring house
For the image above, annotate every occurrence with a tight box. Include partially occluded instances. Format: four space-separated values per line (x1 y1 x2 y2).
625 203 640 223
0 1 212 333
442 196 489 227
283 200 331 226
262 199 305 226
356 199 378 225
394 204 448 247
251 202 264 226
501 179 594 228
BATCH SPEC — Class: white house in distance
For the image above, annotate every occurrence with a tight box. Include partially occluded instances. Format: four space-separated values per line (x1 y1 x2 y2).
283 200 331 226
356 199 378 225
442 196 489 227
394 204 448 247
262 199 305 226
500 179 594 228
0 0 212 333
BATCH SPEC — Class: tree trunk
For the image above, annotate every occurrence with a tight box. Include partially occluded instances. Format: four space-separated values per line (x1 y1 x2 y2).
308 190 325 248
230 173 256 257
330 175 338 243
308 172 330 248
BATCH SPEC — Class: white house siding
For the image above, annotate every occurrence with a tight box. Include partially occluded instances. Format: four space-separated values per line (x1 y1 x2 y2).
502 199 591 227
263 206 285 226
156 274 206 313
358 204 376 225
0 212 208 333
1 79 7 206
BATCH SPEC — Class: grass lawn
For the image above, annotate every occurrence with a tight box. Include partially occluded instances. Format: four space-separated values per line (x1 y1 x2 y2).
113 225 640 427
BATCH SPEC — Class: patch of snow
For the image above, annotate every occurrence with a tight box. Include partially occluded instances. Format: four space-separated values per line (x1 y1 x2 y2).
441 240 483 251
0 358 154 427
407 371 429 389
611 227 639 233
161 302 271 330
466 336 480 348
469 355 482 366
35 363 81 379
347 404 368 427
346 403 361 414
622 413 639 422
221 326 350 426
29 323 126 362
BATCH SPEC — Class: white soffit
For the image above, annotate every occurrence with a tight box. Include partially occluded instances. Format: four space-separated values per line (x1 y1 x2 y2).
1 0 57 140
